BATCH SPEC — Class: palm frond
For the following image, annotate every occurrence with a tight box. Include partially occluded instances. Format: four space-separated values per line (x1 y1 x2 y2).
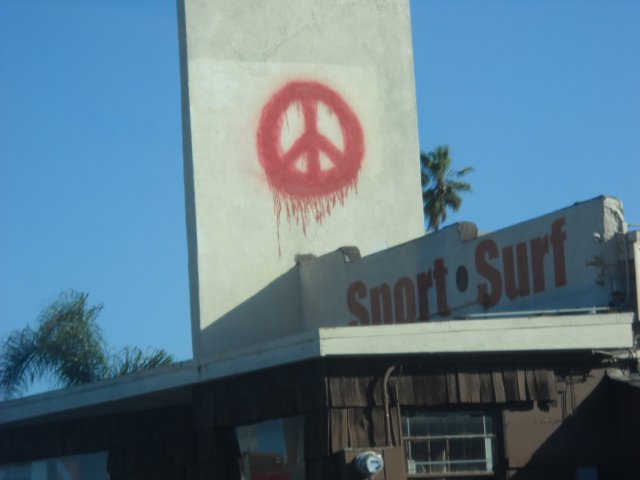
455 166 474 177
0 328 41 399
109 347 174 378
1 289 175 398
448 181 473 193
419 145 474 231
35 290 109 387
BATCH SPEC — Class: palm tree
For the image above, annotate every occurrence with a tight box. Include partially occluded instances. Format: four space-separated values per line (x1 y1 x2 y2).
420 146 473 231
0 290 174 399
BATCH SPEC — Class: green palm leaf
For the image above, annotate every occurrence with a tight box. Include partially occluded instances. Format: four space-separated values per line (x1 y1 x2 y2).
420 145 473 231
1 290 174 399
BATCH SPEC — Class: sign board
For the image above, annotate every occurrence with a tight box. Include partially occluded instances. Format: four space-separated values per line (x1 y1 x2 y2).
177 0 424 359
310 196 627 328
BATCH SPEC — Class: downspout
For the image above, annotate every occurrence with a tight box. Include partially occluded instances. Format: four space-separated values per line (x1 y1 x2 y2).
383 366 397 446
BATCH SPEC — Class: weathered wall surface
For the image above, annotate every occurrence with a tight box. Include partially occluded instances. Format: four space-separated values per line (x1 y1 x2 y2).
177 0 424 359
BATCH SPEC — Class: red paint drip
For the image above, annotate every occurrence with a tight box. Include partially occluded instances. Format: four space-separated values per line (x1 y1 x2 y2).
256 80 365 255
269 175 359 255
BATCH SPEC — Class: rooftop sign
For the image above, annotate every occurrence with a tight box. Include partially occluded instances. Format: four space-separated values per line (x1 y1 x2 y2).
333 196 628 327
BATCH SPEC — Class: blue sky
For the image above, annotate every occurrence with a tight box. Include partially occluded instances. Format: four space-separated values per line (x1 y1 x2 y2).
1 1 639 391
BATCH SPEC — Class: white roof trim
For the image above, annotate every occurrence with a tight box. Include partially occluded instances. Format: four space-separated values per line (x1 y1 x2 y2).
316 312 635 355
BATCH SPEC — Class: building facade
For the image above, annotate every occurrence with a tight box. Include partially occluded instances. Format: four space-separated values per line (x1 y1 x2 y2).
2 197 639 480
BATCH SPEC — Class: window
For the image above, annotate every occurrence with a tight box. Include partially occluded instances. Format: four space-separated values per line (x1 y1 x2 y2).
402 411 495 478
235 416 305 480
0 452 109 480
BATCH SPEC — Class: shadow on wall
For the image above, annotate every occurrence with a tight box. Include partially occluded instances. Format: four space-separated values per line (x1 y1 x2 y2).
506 371 635 480
197 265 304 360
612 379 640 480
196 247 358 361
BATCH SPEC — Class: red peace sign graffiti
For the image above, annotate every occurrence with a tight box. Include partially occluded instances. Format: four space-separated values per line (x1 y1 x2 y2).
256 81 365 248
257 81 364 197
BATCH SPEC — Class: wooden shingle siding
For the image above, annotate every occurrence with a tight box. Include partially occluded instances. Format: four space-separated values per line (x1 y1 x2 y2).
324 362 558 409
400 369 552 406
328 375 382 407
190 359 559 478
517 370 528 400
502 369 519 400
329 407 400 453
447 371 459 403
493 371 507 402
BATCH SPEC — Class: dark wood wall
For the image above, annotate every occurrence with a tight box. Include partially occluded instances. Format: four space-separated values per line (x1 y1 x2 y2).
1 355 637 479
0 405 201 480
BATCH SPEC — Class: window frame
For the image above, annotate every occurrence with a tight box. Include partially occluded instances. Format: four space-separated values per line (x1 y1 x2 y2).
234 415 306 480
401 409 498 479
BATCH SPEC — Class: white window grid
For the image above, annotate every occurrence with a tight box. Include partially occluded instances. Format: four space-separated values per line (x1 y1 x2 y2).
403 412 495 478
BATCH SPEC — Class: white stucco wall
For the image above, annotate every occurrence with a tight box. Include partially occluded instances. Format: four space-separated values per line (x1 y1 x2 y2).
177 0 424 359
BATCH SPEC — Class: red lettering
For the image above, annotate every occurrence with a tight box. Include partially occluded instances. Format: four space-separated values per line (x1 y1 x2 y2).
371 284 392 324
347 218 569 323
347 281 369 325
503 242 530 300
530 235 549 293
394 277 417 323
476 239 502 307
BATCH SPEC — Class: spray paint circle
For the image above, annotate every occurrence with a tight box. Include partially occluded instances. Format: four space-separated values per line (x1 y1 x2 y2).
256 80 365 247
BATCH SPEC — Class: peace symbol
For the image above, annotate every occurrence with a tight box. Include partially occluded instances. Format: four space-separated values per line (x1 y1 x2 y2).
256 81 365 198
